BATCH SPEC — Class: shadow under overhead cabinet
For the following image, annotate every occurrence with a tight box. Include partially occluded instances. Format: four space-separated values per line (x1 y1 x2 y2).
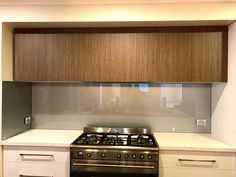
14 26 228 82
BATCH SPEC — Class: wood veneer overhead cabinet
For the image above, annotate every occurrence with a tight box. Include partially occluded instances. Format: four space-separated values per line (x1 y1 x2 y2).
14 26 228 82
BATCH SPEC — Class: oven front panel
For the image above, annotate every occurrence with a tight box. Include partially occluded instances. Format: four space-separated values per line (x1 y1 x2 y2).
70 148 159 162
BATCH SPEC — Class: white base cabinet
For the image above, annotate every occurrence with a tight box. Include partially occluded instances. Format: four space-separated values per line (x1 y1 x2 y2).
159 168 233 177
159 150 235 177
3 146 70 177
5 162 67 177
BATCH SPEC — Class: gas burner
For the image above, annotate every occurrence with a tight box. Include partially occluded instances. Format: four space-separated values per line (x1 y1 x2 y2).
102 137 125 145
130 134 155 147
76 134 103 145
102 134 128 145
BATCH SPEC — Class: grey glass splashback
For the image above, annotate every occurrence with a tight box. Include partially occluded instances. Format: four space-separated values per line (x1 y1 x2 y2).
2 82 32 140
32 83 211 133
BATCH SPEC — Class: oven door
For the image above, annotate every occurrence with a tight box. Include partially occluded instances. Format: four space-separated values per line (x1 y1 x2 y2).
71 159 158 177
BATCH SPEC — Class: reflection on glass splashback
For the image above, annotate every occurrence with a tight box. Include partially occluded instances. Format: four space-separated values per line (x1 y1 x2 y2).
32 83 211 133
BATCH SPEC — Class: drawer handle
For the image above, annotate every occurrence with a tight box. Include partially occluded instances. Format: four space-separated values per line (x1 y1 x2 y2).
178 158 216 163
19 153 54 157
19 175 53 177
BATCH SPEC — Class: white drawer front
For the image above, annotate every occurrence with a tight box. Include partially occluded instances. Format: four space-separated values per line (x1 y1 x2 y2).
3 146 69 163
4 162 69 177
159 150 235 170
159 167 234 177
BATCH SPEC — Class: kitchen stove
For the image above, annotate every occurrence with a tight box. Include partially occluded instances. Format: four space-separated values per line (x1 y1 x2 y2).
70 127 159 177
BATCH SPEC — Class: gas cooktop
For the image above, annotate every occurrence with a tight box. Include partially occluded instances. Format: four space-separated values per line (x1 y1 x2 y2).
71 127 158 149
72 133 157 147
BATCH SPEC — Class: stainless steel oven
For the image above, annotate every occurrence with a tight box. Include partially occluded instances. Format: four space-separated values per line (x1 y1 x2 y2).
70 127 159 177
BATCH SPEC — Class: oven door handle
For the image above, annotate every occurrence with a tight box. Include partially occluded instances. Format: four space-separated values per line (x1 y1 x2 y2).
73 163 155 169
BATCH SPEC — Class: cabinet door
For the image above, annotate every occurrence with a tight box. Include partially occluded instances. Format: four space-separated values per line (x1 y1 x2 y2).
159 167 234 177
14 27 228 82
159 150 234 177
3 146 70 177
3 146 69 163
4 162 69 177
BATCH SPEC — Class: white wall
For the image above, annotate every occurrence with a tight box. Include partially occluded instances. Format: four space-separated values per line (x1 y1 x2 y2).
0 3 236 22
1 0 236 5
211 21 236 146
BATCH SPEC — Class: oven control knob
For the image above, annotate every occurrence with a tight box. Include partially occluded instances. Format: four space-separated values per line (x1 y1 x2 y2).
117 154 121 158
102 153 106 158
132 154 137 159
125 154 129 159
148 155 152 159
87 153 92 157
140 154 144 159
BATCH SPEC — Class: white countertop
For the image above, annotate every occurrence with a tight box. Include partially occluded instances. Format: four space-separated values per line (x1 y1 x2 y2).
1 129 235 152
155 132 235 152
1 129 82 147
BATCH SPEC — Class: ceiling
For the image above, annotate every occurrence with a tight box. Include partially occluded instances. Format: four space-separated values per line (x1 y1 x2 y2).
0 0 236 5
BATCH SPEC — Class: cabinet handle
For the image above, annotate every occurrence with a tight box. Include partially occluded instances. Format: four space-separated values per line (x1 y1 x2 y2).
19 153 54 157
19 175 53 177
178 158 216 163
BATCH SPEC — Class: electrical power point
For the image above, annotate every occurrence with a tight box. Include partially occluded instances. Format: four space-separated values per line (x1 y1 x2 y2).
24 117 31 125
196 119 207 126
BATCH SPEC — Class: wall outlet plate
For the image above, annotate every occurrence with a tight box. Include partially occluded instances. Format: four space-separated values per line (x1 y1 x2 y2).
24 117 31 125
196 119 207 126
